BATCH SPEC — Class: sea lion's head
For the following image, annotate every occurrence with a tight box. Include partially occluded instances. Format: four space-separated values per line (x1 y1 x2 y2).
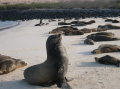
47 34 62 47
15 59 27 68
46 34 63 58
91 49 101 54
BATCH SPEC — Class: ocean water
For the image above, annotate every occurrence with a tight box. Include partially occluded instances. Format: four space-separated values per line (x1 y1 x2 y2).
0 21 18 29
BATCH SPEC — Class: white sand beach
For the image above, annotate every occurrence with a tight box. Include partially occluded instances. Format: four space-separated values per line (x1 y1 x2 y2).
0 18 120 89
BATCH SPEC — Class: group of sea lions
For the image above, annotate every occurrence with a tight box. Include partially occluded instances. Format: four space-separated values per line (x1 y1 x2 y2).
49 22 120 36
58 20 96 26
1 18 120 89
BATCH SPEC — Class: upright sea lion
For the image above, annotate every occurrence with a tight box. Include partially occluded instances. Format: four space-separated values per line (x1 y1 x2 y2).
92 44 120 54
95 55 120 67
24 34 72 89
0 54 27 75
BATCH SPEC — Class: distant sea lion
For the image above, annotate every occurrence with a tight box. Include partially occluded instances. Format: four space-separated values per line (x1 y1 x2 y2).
95 55 120 67
97 24 120 31
105 19 119 23
92 44 120 54
87 32 115 38
97 25 108 32
71 20 95 26
58 22 70 25
87 32 119 42
88 35 119 41
0 54 27 75
24 34 72 89
49 26 84 36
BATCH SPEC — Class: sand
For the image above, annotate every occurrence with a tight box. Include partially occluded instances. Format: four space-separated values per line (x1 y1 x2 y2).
0 18 120 89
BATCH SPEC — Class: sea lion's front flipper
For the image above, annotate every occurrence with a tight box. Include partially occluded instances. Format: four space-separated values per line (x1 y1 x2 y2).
61 82 72 89
56 78 72 89
56 66 72 89
65 77 74 82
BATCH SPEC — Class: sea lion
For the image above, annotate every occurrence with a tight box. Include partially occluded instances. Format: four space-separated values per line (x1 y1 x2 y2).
97 24 120 31
58 22 70 25
0 54 27 75
71 20 95 26
49 26 84 36
97 25 108 32
95 55 120 67
105 19 119 23
84 39 94 45
92 44 120 54
24 34 72 89
80 28 92 33
86 32 119 42
87 35 119 41
87 32 115 38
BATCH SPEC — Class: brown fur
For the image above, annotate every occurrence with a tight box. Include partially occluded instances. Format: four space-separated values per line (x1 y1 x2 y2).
95 55 120 67
92 44 120 54
0 54 27 75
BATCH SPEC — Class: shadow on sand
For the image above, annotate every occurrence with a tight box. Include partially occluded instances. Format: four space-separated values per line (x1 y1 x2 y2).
78 62 116 68
79 51 92 56
0 79 55 89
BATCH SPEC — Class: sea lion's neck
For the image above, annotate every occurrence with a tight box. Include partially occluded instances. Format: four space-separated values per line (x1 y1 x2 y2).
47 44 66 60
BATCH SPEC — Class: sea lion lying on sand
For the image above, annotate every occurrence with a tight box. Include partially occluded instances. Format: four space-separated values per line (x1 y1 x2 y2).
0 54 27 75
24 34 72 89
71 20 95 26
95 55 120 67
92 44 120 54
105 19 119 23
97 24 120 31
87 32 119 41
87 32 115 38
58 22 70 25
49 26 84 35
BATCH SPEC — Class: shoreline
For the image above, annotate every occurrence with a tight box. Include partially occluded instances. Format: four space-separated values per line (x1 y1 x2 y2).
0 21 21 31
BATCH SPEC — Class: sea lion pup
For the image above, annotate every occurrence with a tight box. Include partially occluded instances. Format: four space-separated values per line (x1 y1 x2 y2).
0 54 27 75
92 44 120 54
95 55 120 67
24 34 72 89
